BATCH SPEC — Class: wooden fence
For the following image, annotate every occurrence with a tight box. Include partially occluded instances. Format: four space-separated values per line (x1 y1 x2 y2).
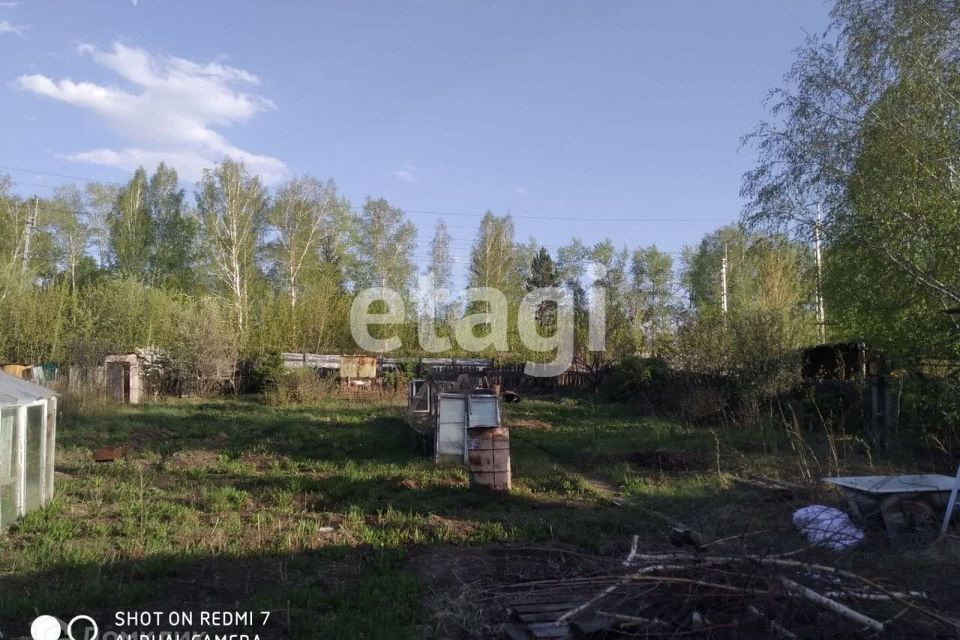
419 362 611 394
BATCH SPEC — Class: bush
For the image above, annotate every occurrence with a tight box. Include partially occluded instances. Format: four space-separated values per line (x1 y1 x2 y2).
602 356 670 404
381 361 413 394
263 369 337 405
165 298 239 395
898 373 960 454
250 351 285 393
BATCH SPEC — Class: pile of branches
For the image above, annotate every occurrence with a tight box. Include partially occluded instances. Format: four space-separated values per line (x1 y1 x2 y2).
496 536 958 639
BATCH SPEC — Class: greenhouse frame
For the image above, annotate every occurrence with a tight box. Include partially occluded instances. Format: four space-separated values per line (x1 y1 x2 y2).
0 370 57 529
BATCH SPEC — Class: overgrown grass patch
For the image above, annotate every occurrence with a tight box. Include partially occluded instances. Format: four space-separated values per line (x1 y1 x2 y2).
0 395 945 638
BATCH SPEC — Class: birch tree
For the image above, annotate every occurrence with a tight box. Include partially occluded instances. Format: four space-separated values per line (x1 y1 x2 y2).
424 218 453 319
109 168 152 278
266 176 342 308
351 197 416 294
630 245 676 357
49 185 90 290
0 177 27 301
196 159 268 337
742 0 960 353
85 182 119 269
0 177 26 268
468 212 516 291
147 163 197 290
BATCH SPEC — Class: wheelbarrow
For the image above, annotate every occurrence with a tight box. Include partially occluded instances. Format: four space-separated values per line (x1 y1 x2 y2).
824 467 960 548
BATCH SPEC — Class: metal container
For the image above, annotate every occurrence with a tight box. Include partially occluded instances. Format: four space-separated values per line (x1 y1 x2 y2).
467 426 511 492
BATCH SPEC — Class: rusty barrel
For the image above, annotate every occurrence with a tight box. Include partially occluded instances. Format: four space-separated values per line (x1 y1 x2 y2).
467 426 511 492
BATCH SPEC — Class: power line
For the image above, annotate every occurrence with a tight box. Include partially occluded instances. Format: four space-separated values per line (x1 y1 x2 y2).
11 203 689 259
2 164 730 225
0 165 128 187
400 208 720 223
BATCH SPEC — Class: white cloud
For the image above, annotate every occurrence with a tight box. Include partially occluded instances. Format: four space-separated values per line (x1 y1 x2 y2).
0 19 27 34
514 186 528 195
0 3 21 8
392 165 418 183
15 42 285 182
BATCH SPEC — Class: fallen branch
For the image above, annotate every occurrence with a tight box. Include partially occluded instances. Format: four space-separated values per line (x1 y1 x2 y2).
596 610 667 628
747 604 798 639
778 576 884 633
623 534 638 567
824 590 928 602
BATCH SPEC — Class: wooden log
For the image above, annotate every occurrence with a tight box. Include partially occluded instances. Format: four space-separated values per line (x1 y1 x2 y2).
778 576 884 633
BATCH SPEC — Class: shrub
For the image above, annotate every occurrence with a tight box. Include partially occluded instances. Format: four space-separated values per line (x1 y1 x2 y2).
165 298 239 395
602 356 670 404
263 368 337 405
250 351 285 393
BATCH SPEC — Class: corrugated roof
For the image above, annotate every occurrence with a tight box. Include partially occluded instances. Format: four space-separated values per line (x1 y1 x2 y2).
0 370 55 408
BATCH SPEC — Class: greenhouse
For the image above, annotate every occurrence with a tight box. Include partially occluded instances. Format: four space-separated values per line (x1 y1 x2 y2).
0 370 57 529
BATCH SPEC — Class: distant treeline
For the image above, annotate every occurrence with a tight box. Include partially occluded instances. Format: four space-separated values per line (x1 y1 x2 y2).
3 1 960 391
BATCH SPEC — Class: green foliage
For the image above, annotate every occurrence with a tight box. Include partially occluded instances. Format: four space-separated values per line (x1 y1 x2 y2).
743 0 960 359
109 167 153 278
262 368 336 405
468 211 520 293
196 158 269 340
630 245 676 357
0 155 831 384
527 246 560 290
251 350 285 392
898 374 960 453
677 228 815 397
526 246 560 328
602 356 670 403
0 279 72 363
164 296 239 394
426 219 452 291
380 366 410 393
350 198 417 296
147 163 198 290
265 176 347 306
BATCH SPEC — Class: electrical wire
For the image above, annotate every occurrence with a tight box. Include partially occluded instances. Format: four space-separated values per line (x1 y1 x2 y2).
1 163 730 225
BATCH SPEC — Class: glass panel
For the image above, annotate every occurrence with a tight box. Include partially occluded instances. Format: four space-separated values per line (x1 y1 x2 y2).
24 405 44 512
411 381 430 412
436 396 466 458
0 408 17 528
468 396 499 428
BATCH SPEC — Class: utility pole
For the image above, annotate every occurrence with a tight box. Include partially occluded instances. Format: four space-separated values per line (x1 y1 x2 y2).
720 244 728 317
22 196 38 274
814 204 826 343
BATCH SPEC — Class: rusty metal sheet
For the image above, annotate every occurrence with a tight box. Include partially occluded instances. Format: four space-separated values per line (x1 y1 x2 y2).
357 356 377 379
339 356 358 379
339 355 378 379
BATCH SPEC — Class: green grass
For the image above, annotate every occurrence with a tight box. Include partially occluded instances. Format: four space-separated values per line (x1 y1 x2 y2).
0 397 670 638
0 395 946 639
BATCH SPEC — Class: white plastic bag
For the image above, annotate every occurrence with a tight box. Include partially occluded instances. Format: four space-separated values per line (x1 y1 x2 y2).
793 505 864 551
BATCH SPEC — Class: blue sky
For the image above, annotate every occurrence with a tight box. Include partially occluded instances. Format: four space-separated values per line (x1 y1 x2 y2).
0 1 831 281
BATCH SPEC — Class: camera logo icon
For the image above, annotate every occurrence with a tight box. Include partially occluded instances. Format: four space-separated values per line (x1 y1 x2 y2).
31 615 98 640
